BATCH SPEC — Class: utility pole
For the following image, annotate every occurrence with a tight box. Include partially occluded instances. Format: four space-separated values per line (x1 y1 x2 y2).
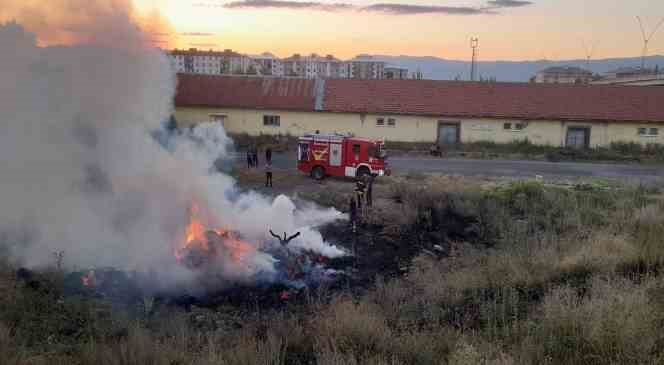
470 37 479 81
637 16 664 71
581 39 598 70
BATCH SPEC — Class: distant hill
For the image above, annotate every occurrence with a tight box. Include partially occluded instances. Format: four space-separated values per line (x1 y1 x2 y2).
373 55 664 82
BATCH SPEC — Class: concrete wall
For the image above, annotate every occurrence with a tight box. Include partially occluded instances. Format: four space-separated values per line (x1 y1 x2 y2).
174 107 664 147
175 107 438 142
608 123 664 145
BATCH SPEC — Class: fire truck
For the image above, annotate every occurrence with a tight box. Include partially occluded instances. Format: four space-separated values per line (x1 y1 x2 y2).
297 132 390 180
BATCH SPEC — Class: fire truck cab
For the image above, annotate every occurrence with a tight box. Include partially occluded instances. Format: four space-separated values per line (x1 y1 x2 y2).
297 132 390 180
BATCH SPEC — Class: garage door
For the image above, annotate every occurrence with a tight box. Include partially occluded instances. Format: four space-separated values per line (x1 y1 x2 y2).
566 127 590 149
438 123 459 145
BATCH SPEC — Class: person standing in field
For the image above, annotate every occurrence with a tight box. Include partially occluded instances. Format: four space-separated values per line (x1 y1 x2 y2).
265 161 273 187
349 196 358 233
252 147 259 168
265 147 272 164
355 178 366 213
247 149 253 168
366 175 374 207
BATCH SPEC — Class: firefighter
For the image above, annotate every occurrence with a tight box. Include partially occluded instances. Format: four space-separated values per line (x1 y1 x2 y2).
269 230 300 246
366 175 374 207
265 147 272 164
349 196 358 233
265 162 273 187
252 147 259 167
355 178 366 214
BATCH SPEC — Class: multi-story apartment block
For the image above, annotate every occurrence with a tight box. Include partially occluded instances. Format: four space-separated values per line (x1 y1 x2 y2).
250 52 284 76
282 53 346 78
384 65 409 79
533 66 593 84
347 55 385 79
170 49 393 80
169 48 251 75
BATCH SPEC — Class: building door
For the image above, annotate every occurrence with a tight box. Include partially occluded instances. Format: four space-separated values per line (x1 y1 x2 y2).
330 143 342 166
211 114 226 128
438 123 460 146
566 127 590 149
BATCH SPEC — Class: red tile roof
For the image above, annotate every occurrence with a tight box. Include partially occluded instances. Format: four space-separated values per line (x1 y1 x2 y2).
174 75 664 123
323 79 664 123
175 74 316 111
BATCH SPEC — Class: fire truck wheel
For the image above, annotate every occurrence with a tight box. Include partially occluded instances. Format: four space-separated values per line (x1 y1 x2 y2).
312 166 325 180
356 166 370 179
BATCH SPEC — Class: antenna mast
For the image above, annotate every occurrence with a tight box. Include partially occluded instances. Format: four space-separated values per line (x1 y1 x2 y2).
581 39 598 70
470 37 479 81
637 16 664 70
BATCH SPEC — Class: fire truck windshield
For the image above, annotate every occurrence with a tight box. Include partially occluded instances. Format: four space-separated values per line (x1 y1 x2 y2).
369 144 387 159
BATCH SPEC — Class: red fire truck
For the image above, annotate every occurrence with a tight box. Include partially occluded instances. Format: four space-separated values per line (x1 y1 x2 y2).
297 132 390 180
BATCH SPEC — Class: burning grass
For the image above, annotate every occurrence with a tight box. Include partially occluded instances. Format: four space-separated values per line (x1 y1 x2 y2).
2 176 664 363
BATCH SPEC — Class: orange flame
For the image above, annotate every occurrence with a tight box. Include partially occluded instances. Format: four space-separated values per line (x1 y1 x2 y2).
81 270 95 287
176 203 256 268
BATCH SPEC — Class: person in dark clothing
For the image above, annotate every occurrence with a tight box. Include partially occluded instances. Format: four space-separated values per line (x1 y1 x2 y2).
355 178 366 212
247 150 253 168
349 196 358 233
252 147 259 168
265 148 272 164
265 162 273 187
366 175 374 207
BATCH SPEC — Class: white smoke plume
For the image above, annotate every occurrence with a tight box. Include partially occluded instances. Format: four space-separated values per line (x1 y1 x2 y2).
0 5 344 287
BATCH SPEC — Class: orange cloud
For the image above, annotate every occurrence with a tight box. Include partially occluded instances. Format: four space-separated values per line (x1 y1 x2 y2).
0 0 176 49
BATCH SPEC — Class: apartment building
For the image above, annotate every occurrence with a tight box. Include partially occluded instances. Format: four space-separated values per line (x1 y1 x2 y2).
347 55 385 79
282 53 346 78
534 66 593 84
384 65 409 79
169 48 251 75
169 49 394 79
250 52 284 76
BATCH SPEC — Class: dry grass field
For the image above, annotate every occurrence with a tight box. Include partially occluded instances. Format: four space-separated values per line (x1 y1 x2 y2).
2 172 664 364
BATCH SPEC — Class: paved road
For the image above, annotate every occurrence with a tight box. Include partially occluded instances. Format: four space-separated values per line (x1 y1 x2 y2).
241 153 664 182
387 157 664 181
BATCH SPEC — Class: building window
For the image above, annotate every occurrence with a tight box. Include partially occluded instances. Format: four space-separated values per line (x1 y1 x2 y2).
639 127 659 137
376 118 385 126
387 118 396 127
504 122 525 132
263 115 280 127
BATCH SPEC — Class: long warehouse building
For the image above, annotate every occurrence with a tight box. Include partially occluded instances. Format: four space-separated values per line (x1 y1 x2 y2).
174 74 664 148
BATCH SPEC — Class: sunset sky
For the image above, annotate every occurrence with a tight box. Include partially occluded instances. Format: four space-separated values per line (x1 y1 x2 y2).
5 0 664 61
